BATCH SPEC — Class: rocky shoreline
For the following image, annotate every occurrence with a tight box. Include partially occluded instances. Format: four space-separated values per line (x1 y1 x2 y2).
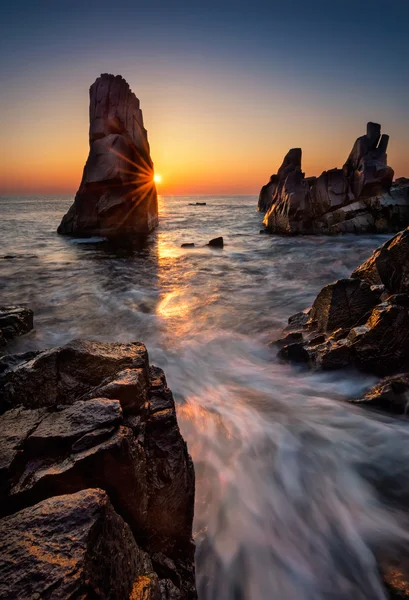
275 226 409 416
0 339 196 599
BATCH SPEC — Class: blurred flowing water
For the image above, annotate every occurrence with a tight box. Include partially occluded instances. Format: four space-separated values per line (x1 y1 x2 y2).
2 194 409 599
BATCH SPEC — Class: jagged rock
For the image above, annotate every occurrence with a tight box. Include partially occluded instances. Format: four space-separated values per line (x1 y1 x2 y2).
351 373 409 414
352 227 409 292
208 237 224 248
0 340 196 599
181 243 195 248
0 306 33 349
0 338 149 413
259 123 408 235
58 74 158 238
343 122 394 200
257 149 302 214
0 489 161 600
308 278 381 332
277 230 409 376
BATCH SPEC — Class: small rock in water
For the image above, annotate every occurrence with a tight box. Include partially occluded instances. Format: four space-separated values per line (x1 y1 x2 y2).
181 243 195 248
208 237 224 248
188 202 207 206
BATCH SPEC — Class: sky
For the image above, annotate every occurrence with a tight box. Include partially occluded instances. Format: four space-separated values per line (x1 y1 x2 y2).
0 0 408 195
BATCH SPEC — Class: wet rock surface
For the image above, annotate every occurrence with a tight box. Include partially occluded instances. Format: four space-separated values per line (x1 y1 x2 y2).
259 123 409 235
0 489 161 600
277 227 409 412
0 305 33 349
58 74 158 238
0 339 196 599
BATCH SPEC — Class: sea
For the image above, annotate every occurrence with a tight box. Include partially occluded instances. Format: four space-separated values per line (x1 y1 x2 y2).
2 194 409 600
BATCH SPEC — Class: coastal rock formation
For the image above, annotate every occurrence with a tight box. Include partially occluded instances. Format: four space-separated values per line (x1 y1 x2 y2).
276 227 409 379
259 123 409 234
257 148 302 213
0 306 33 349
58 74 158 238
0 339 196 599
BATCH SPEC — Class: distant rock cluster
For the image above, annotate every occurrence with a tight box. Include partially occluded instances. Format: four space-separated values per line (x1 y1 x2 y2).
58 74 158 238
259 123 409 234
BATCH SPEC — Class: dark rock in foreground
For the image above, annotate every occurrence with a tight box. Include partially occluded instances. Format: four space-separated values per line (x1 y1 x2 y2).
0 339 196 599
58 74 158 239
0 489 161 600
259 123 409 235
0 306 33 349
276 228 409 408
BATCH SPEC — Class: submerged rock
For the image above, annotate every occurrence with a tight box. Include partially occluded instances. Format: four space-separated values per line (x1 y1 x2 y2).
277 228 409 377
58 74 158 238
0 339 196 599
259 123 408 235
0 306 33 350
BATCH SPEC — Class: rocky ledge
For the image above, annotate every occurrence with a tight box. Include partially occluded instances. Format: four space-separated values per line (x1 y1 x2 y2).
275 227 409 414
259 123 409 235
58 74 158 238
0 339 196 599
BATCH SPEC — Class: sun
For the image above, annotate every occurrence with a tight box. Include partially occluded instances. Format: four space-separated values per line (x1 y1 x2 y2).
153 174 162 184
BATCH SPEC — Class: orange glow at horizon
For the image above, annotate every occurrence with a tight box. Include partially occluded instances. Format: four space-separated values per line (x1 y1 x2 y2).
0 76 408 196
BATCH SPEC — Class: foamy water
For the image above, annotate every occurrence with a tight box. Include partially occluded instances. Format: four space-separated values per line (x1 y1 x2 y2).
2 194 409 599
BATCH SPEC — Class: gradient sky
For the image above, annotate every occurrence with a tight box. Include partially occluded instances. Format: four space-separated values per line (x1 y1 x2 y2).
1 0 408 195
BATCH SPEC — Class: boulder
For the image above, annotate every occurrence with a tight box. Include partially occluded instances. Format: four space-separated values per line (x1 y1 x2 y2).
0 306 33 349
0 489 161 600
208 237 224 248
58 74 158 238
0 339 196 599
259 123 407 235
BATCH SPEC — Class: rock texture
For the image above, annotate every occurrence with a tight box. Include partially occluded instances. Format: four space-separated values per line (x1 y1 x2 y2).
58 74 158 238
0 306 33 349
0 339 196 599
0 489 161 600
276 228 409 384
259 123 409 234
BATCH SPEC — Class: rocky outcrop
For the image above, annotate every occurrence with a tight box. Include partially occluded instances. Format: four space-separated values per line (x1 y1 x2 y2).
0 306 33 349
259 123 409 234
58 74 158 238
257 148 302 213
276 228 409 383
0 339 196 599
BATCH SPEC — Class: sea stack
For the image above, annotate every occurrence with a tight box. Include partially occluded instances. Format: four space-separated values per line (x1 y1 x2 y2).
259 123 409 235
58 74 158 238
